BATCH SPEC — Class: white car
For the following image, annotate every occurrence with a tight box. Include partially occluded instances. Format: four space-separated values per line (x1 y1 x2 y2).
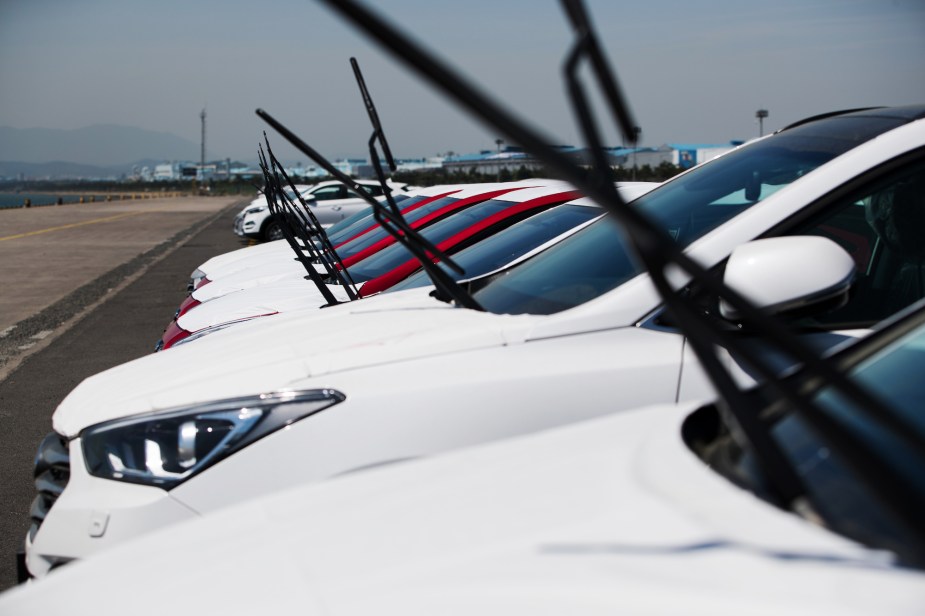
204 182 529 300
6 301 924 613
233 179 413 241
21 106 925 579
162 184 658 350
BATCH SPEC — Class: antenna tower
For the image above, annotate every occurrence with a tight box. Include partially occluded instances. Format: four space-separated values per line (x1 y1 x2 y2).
200 109 207 185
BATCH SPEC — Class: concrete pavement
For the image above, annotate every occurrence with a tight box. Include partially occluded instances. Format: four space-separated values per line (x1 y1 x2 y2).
0 199 248 591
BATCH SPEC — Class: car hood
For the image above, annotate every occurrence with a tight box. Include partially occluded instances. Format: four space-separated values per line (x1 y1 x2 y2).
10 403 923 614
53 293 527 436
194 256 308 301
198 240 295 278
179 278 353 332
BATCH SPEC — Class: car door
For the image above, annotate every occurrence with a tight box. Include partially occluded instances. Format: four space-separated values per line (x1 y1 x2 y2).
310 183 383 225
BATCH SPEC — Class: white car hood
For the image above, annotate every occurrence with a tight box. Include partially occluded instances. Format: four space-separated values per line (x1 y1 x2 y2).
198 239 294 278
54 297 525 436
194 256 308 300
11 404 923 613
179 277 352 332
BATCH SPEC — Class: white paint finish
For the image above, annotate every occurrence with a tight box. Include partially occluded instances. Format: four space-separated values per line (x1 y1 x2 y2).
720 236 856 319
23 115 925 579
7 405 923 614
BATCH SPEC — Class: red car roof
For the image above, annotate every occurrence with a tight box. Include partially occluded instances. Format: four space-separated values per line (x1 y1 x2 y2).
358 190 580 296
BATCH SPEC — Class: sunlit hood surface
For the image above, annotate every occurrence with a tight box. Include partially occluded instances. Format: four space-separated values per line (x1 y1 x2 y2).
54 296 525 436
13 404 923 614
179 277 353 331
194 257 309 301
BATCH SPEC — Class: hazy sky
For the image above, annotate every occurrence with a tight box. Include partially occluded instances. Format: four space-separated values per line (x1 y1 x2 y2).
1 0 923 163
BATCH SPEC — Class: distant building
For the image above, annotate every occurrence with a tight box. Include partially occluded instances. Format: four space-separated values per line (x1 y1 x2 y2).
145 140 743 185
442 146 582 175
154 163 178 181
439 142 741 175
666 143 744 169
354 156 445 179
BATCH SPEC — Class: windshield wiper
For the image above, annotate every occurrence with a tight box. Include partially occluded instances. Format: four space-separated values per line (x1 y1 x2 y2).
257 105 482 310
256 144 345 306
317 0 925 546
260 136 362 300
348 56 482 309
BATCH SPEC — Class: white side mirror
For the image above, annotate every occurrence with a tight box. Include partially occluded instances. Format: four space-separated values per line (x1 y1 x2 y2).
720 236 855 321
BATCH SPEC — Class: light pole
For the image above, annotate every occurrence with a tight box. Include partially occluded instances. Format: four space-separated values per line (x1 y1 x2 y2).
756 109 769 137
199 108 207 190
631 126 641 181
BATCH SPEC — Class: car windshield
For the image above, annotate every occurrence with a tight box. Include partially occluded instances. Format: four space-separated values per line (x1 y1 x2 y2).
333 195 463 259
326 194 430 245
472 115 910 315
388 204 602 292
699 310 925 567
324 205 374 237
346 197 567 282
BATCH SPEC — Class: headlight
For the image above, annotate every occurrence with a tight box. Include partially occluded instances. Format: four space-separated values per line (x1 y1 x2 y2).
81 390 345 488
245 206 267 215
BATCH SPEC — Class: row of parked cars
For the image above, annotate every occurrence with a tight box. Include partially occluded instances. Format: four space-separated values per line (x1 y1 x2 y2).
5 102 924 612
233 178 416 242
4 1 924 609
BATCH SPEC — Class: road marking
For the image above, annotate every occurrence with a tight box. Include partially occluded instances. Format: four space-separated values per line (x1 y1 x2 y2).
0 211 160 242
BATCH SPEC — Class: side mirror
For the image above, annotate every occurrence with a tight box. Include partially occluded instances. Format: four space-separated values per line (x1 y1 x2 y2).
720 236 855 321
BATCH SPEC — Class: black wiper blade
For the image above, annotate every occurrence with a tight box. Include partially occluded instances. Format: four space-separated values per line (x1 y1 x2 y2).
261 135 361 300
351 57 397 179
256 145 343 306
556 0 807 509
348 57 482 309
256 107 482 310
317 0 925 538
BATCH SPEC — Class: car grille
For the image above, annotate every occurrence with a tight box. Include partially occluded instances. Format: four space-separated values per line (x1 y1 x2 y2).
30 432 70 542
233 214 245 235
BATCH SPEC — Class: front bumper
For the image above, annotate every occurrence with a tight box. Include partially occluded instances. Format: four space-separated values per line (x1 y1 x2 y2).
24 433 199 580
234 213 264 239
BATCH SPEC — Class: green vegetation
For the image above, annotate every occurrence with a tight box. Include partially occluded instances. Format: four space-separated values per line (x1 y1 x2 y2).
392 161 682 186
1 161 682 200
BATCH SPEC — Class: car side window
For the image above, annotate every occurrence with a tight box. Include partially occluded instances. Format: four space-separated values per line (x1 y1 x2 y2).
793 157 925 328
360 184 384 197
313 186 347 201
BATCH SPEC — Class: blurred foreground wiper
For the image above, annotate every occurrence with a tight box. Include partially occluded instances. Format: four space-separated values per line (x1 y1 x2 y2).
317 0 925 542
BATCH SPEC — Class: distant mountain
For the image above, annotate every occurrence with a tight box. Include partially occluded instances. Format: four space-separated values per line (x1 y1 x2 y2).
0 160 129 180
0 125 198 166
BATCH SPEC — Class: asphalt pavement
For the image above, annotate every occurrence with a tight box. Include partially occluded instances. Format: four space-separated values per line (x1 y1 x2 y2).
0 201 247 591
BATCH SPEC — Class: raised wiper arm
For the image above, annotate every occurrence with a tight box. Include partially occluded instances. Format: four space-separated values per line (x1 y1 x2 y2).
256 145 343 306
256 107 482 310
351 58 397 178
348 57 482 309
261 136 361 300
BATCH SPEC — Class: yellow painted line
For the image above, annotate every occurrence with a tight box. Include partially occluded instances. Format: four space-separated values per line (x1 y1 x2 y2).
0 210 162 242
